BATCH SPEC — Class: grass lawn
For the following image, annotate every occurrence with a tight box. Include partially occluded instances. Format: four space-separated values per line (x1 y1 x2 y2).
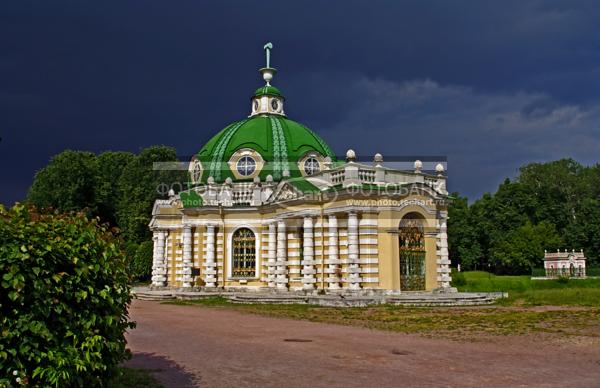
167 297 600 342
165 272 600 342
454 271 600 306
107 367 162 388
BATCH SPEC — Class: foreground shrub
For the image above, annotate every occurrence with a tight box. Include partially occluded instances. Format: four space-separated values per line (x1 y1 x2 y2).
0 205 134 386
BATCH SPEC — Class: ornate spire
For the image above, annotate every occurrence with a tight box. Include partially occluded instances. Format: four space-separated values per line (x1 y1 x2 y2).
259 42 277 86
250 42 285 117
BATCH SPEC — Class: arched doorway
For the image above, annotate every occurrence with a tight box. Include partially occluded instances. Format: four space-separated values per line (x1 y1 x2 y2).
399 213 426 291
232 228 256 278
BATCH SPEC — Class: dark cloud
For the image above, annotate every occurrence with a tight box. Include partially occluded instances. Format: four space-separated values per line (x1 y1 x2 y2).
1 0 599 205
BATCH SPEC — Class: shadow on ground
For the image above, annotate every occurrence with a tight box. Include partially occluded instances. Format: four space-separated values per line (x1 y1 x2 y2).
123 352 199 387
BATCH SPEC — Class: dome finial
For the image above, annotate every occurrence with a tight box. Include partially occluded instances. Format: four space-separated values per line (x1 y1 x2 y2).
264 42 273 68
259 42 277 86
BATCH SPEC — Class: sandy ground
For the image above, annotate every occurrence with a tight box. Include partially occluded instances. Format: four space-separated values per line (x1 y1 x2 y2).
124 300 600 388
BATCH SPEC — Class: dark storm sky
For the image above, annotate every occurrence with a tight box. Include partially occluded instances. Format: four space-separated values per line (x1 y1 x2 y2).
2 1 600 205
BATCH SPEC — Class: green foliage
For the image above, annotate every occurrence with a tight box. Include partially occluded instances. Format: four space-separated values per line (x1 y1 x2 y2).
129 241 154 282
0 204 134 386
116 146 186 243
450 270 466 287
490 221 563 274
449 159 600 273
95 151 136 225
27 151 98 217
27 146 186 245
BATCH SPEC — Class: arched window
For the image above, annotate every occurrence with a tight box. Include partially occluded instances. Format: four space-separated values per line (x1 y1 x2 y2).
232 228 256 278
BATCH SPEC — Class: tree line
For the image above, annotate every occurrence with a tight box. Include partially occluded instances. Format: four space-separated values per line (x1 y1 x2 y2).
26 149 599 275
26 146 186 280
448 159 600 274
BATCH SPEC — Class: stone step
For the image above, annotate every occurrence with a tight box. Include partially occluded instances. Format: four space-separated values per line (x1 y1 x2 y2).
132 287 505 306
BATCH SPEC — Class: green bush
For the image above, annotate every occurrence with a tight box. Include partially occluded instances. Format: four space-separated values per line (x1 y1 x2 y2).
587 267 600 277
0 204 134 386
124 241 139 263
130 241 153 282
450 270 466 287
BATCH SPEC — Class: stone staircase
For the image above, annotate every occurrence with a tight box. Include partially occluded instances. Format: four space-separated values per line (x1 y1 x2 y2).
132 287 505 306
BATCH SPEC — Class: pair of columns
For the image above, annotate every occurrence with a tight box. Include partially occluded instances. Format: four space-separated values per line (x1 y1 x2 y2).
266 220 289 289
151 230 167 287
151 224 217 288
266 212 360 291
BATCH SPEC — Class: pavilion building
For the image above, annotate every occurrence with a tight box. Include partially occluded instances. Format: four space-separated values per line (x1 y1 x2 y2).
149 44 452 293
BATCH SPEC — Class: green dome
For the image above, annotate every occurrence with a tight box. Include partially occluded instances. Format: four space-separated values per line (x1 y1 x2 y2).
196 115 336 183
254 85 284 99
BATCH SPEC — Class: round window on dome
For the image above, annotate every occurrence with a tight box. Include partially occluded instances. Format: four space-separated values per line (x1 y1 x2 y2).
303 157 320 176
253 100 259 112
237 156 256 177
271 98 279 111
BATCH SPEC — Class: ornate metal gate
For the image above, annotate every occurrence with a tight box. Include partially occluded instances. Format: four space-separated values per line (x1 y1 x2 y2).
232 228 256 278
399 217 426 291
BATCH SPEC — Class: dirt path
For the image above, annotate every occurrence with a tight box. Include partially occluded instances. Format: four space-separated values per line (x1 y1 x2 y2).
125 300 600 387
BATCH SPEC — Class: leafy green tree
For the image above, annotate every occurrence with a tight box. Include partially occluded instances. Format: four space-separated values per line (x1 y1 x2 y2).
448 159 600 274
129 241 154 281
448 194 483 269
27 151 98 216
27 147 185 245
490 221 563 274
518 159 588 230
116 146 186 243
0 204 134 386
565 198 600 266
95 151 135 225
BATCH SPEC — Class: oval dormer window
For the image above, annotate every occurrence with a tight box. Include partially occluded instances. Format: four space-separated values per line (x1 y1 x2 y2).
271 98 279 111
192 159 202 182
303 157 320 176
237 155 256 177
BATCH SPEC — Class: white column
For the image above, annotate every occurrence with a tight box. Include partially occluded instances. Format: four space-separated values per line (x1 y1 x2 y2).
347 212 361 290
327 215 340 290
182 225 192 288
276 220 288 289
302 216 315 290
151 230 166 287
204 224 217 287
267 222 277 288
436 211 451 288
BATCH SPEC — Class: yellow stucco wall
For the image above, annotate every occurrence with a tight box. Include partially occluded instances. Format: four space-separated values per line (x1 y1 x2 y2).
154 190 447 291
